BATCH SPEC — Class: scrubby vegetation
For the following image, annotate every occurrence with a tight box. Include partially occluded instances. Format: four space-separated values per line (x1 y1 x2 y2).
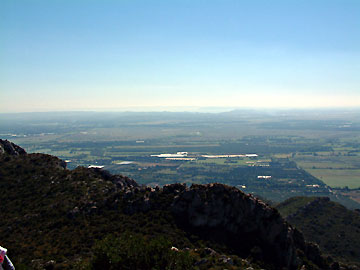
0 147 264 269
84 233 195 270
277 197 360 266
1 140 359 270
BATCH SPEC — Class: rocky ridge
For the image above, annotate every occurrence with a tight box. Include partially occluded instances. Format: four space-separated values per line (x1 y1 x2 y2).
0 140 350 269
0 139 27 155
118 182 334 269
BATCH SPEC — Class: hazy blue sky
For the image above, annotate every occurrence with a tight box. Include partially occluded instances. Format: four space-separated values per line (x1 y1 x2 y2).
1 0 359 112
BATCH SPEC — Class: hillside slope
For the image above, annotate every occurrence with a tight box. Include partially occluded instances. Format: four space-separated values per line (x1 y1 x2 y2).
276 196 360 266
0 139 354 270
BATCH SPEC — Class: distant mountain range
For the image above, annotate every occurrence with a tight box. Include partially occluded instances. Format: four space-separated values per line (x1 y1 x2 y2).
0 139 359 270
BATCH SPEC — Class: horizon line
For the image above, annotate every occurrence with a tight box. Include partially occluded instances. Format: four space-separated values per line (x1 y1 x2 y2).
1 106 360 114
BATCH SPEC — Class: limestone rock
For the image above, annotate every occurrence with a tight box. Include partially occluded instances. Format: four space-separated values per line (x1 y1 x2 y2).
171 183 326 270
0 139 26 155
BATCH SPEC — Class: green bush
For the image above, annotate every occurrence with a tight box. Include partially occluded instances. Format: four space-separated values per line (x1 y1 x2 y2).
89 233 195 270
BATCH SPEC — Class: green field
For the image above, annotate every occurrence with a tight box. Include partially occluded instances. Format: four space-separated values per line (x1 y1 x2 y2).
306 169 360 189
296 161 356 169
294 147 360 189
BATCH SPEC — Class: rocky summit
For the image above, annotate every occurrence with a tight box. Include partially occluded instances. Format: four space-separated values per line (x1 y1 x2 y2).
0 139 27 156
0 140 356 270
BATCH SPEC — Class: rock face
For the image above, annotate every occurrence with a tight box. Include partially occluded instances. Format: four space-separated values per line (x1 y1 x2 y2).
113 181 331 269
0 139 26 155
87 167 139 189
171 183 326 270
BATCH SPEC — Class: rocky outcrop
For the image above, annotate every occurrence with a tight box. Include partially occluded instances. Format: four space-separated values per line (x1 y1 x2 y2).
113 175 139 190
87 167 139 189
170 183 327 270
111 181 331 269
0 139 26 155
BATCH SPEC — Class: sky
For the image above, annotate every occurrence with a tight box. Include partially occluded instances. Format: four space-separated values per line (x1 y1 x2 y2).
1 0 359 112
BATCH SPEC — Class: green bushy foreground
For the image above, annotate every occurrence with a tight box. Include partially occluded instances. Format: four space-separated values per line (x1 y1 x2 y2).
78 233 260 270
84 233 194 270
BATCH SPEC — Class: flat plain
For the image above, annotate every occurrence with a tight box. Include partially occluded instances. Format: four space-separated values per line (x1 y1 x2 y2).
1 109 359 208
